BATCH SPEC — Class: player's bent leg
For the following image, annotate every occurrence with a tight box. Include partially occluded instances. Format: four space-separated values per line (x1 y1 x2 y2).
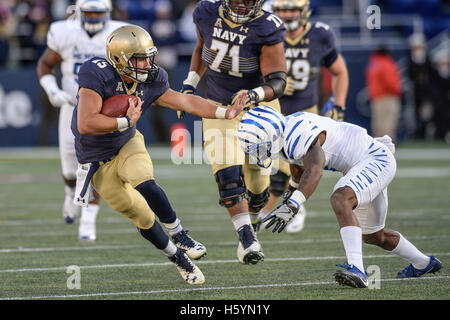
62 176 79 224
215 166 264 265
247 188 270 232
78 190 100 241
138 220 205 285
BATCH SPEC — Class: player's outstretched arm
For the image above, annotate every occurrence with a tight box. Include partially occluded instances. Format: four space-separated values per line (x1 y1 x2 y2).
77 88 142 135
157 89 246 120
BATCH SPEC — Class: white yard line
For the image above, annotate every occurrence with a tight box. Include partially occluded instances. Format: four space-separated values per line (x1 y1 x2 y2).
0 252 449 273
0 235 449 254
2 275 449 300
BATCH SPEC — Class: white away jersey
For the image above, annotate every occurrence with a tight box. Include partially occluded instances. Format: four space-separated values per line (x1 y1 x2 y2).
47 19 127 100
281 112 373 173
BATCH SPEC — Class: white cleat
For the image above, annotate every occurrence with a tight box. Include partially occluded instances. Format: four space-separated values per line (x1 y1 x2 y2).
285 203 306 234
237 224 264 264
172 230 207 260
169 248 205 285
63 194 79 224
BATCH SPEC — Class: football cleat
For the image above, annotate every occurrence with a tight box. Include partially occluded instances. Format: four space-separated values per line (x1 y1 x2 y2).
168 248 205 285
172 230 207 260
237 224 264 265
334 263 369 288
63 194 79 224
285 203 306 234
397 256 442 278
78 234 96 241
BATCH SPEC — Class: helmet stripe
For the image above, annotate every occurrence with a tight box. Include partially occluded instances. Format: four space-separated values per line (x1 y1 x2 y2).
252 107 286 131
247 113 281 135
241 119 267 134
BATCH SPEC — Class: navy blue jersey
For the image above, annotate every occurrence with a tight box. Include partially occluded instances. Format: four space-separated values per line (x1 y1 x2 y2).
194 0 285 105
71 57 169 163
280 22 338 115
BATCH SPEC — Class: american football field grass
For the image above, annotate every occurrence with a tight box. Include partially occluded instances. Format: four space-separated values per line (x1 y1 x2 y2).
0 143 449 301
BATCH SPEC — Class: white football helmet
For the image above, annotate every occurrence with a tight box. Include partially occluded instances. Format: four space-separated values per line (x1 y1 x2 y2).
238 106 286 168
76 0 112 35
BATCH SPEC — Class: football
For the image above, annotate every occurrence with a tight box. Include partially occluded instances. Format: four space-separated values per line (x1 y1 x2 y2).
100 94 139 117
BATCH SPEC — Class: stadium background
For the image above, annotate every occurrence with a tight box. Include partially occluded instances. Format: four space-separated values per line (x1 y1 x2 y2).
0 0 449 147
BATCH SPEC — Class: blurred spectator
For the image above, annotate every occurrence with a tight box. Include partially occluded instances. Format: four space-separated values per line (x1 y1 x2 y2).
0 1 15 67
407 33 434 139
366 45 403 142
10 0 51 67
430 49 450 141
150 0 177 142
177 0 198 44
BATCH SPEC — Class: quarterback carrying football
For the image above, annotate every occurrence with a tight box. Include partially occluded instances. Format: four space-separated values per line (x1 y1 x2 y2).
238 106 442 288
71 25 247 284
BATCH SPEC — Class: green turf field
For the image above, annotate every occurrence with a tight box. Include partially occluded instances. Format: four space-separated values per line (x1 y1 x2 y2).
0 145 449 300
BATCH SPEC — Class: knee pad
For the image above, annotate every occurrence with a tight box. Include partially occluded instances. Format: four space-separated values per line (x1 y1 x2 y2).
269 170 290 197
215 166 247 208
247 188 269 212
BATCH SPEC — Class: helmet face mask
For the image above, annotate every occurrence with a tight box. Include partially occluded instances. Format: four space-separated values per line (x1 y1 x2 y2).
238 106 286 169
76 0 111 35
222 0 264 24
272 0 311 31
106 26 159 84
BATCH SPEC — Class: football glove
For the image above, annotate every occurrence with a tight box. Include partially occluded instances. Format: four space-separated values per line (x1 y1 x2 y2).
282 184 297 202
283 76 295 96
321 97 345 121
48 89 74 108
177 83 196 119
262 200 300 233
231 89 260 111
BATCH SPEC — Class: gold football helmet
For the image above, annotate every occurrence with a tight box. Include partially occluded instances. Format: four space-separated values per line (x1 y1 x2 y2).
272 0 311 31
222 0 264 24
106 25 159 83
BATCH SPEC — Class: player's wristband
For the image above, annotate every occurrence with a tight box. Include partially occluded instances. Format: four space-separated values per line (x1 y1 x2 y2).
117 117 130 130
183 71 200 88
288 190 306 207
215 107 227 119
289 178 299 189
253 86 265 102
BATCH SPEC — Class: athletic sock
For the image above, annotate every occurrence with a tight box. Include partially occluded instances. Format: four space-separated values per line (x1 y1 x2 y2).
79 203 99 236
231 213 251 231
340 226 365 272
164 218 183 236
391 232 430 269
162 241 178 257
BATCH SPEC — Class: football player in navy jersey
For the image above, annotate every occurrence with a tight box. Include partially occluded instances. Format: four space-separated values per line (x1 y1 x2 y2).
257 0 349 234
179 0 288 265
71 25 247 284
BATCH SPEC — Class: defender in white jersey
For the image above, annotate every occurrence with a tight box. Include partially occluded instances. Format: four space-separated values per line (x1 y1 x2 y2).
37 0 127 240
238 106 442 288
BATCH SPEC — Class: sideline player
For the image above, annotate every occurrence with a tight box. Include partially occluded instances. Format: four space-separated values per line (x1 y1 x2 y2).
257 0 349 234
178 0 287 265
238 106 442 288
72 25 247 284
37 0 126 240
